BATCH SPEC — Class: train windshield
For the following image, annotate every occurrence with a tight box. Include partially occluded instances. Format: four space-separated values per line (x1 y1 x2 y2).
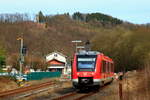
77 55 97 71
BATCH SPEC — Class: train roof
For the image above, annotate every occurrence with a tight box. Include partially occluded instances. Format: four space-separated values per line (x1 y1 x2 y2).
76 50 113 60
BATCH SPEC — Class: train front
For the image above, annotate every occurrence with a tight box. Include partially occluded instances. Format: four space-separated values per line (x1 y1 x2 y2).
72 51 99 89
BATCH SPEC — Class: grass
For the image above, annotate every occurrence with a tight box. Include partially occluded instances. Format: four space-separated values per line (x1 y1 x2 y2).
122 67 150 100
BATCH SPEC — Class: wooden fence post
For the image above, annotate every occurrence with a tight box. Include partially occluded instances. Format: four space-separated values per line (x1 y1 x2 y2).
119 81 123 100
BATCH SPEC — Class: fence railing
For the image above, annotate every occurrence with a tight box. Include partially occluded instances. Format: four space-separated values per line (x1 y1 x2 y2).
27 72 61 80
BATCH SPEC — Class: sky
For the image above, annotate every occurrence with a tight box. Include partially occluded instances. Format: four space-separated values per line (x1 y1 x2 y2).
0 0 150 24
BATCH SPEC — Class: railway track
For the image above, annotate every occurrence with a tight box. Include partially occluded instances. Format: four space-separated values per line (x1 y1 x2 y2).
52 89 99 100
0 81 55 99
0 80 111 100
52 85 108 100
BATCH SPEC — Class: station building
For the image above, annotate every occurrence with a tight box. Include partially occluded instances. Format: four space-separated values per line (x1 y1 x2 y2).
45 51 68 74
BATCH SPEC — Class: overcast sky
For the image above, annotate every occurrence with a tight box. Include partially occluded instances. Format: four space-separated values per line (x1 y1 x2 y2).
0 0 150 24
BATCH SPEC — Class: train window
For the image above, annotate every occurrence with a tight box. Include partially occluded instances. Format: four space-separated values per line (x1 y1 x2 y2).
105 62 107 72
106 62 108 73
100 61 103 73
109 62 110 73
77 55 97 71
110 63 111 72
109 63 111 72
102 61 106 73
101 61 103 72
107 62 109 73
106 62 107 73
108 62 110 73
111 63 114 72
101 61 103 73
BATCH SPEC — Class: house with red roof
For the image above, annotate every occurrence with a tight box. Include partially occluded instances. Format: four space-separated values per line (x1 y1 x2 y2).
46 51 67 74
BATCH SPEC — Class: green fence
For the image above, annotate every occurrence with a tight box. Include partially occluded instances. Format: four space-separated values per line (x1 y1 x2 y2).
26 72 61 81
0 72 61 81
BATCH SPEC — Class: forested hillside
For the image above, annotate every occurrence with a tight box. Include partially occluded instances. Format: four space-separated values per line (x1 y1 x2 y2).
92 26 150 71
0 12 150 72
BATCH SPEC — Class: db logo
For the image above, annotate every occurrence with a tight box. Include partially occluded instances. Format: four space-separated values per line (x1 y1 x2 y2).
83 73 87 76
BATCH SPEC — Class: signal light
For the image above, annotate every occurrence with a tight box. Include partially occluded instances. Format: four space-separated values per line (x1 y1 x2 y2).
22 46 27 55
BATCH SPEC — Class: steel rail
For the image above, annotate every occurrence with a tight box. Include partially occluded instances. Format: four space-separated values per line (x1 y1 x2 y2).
52 91 78 100
52 84 109 100
0 81 54 98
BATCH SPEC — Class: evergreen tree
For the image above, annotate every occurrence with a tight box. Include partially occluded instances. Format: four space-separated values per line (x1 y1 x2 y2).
86 13 123 26
37 11 45 23
0 46 6 69
72 12 84 21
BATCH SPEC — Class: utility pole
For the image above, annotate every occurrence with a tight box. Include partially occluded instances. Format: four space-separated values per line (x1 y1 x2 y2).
71 40 82 53
17 33 24 77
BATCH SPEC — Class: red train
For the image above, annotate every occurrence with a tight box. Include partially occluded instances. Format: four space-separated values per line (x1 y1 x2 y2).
72 50 114 89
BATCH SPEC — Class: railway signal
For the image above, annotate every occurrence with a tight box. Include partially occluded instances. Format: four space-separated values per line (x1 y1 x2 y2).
22 46 27 56
17 33 24 80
